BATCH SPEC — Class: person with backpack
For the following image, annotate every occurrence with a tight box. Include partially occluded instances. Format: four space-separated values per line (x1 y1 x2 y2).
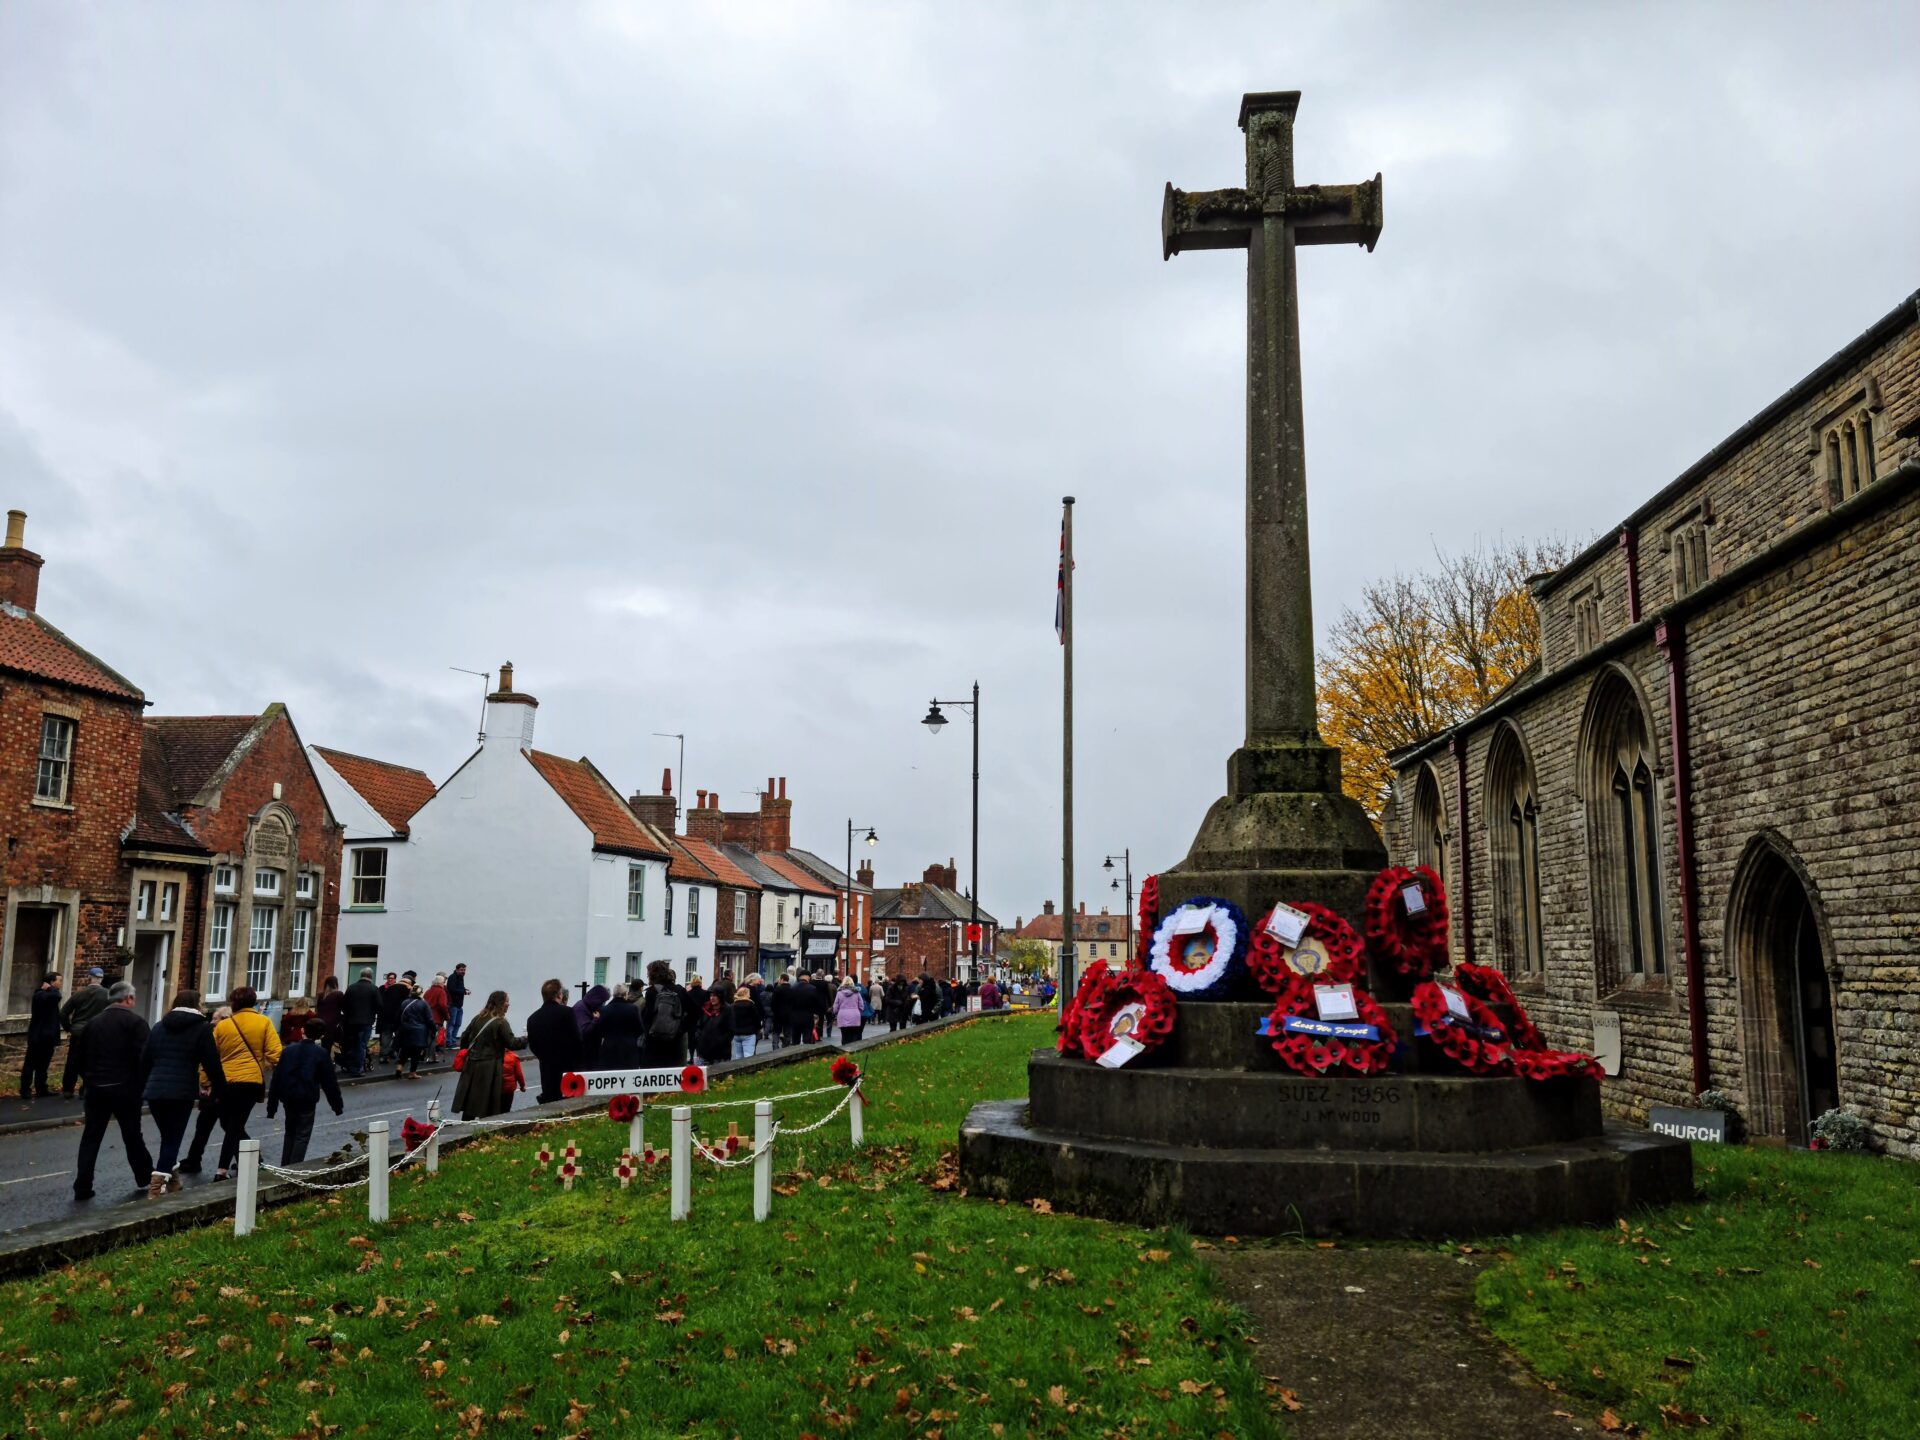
139 987 225 1195
265 1018 344 1164
394 984 435 1078
728 983 760 1060
594 984 644 1069
453 991 516 1122
639 961 686 1066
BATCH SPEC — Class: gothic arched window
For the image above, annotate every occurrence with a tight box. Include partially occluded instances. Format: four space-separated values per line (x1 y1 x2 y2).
1580 671 1667 994
1485 725 1544 978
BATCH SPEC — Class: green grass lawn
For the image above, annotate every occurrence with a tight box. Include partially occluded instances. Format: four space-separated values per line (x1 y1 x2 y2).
1 1014 1281 1440
1478 1143 1920 1438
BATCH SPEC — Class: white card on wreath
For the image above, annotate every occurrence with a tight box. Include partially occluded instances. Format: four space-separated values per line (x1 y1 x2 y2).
1439 984 1470 1020
1401 883 1427 915
1097 1036 1147 1069
1265 902 1310 948
1169 907 1211 936
1313 983 1359 1022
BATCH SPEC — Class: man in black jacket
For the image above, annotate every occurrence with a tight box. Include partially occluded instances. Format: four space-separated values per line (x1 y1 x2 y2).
445 963 469 1052
376 972 408 1065
266 1018 344 1164
20 972 61 1098
525 979 584 1104
71 982 154 1201
58 967 111 1098
340 973 380 1075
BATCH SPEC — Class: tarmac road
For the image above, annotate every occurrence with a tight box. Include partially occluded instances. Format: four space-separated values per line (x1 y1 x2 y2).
0 1058 544 1235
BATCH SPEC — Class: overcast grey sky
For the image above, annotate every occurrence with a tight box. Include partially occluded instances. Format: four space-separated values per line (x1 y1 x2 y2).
3 2 1916 925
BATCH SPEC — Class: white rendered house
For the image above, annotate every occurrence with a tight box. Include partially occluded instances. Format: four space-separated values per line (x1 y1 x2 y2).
311 665 673 1011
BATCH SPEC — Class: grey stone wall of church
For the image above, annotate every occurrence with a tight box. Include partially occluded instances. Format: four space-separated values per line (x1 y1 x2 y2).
1386 304 1920 1154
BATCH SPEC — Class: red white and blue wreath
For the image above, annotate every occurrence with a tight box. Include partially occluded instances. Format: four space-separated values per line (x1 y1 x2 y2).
1259 976 1398 1075
1247 903 1367 993
1147 897 1247 1000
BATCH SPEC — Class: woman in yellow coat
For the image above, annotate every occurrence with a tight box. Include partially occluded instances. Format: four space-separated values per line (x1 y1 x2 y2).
208 987 281 1179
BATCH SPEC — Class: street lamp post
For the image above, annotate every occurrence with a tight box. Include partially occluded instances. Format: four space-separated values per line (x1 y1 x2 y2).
921 681 981 984
845 820 878 979
1103 850 1133 966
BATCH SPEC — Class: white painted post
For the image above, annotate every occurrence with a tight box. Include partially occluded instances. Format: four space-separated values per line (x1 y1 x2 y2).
752 1099 772 1223
233 1138 260 1237
425 1099 442 1175
669 1106 691 1221
368 1120 390 1223
850 1086 865 1148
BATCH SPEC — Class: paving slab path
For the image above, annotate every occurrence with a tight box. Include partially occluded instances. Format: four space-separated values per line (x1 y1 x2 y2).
1207 1245 1602 1440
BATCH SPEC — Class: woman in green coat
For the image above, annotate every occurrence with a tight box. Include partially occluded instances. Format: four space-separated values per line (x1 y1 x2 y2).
454 990 516 1121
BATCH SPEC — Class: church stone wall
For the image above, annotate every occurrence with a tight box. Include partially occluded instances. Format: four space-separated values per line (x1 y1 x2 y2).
1387 292 1920 1154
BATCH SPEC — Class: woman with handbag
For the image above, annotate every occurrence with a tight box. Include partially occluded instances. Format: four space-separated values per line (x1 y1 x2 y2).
206 987 282 1180
454 991 515 1122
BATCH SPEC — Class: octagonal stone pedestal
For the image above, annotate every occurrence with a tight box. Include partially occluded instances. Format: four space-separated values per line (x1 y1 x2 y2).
957 999 1694 1238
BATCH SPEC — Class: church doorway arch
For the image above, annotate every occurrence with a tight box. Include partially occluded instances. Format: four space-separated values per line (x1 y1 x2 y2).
1728 836 1838 1145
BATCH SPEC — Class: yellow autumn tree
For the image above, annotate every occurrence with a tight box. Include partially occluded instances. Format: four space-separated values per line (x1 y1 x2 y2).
1318 537 1580 820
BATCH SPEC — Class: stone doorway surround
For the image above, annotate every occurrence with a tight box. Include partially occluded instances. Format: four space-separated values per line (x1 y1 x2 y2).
1 887 76 1020
1728 833 1838 1144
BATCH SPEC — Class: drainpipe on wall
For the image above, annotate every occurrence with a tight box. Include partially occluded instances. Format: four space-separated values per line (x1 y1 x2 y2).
1449 733 1476 966
1654 617 1710 1096
1619 525 1643 624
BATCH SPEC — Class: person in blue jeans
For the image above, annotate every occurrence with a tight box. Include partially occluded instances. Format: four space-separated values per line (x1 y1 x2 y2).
444 963 468 1057
729 985 759 1060
138 988 226 1195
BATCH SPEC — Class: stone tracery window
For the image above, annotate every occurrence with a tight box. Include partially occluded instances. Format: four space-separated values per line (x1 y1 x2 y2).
1409 764 1449 885
1581 670 1667 995
1813 378 1882 506
1484 725 1544 979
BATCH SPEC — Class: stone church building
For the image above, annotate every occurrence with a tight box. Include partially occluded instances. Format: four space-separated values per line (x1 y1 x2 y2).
1385 288 1920 1155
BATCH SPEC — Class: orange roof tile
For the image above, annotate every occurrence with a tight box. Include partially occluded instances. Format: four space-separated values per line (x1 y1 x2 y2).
759 851 838 896
314 746 436 835
0 604 143 702
526 751 669 860
678 835 759 890
667 837 718 883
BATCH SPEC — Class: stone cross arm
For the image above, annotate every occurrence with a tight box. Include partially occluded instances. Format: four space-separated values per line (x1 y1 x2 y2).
1162 175 1384 259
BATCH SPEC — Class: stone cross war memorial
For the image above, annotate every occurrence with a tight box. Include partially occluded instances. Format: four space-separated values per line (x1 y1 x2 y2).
961 90 1693 1238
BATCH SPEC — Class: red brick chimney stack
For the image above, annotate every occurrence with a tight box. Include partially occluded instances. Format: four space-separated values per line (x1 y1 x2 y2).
686 788 725 843
626 766 677 833
0 510 45 613
855 861 874 889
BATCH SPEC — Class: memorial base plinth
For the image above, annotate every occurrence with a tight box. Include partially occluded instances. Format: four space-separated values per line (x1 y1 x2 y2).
958 1098 1693 1239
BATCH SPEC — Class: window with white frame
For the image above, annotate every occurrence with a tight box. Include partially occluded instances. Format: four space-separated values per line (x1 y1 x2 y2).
247 907 277 994
206 903 234 997
253 867 282 898
160 882 178 922
884 924 900 946
34 715 74 803
135 881 154 921
683 956 698 981
732 892 747 932
289 907 311 997
214 864 237 894
351 848 387 907
775 900 785 939
627 865 645 920
625 952 643 983
295 871 316 901
687 888 700 938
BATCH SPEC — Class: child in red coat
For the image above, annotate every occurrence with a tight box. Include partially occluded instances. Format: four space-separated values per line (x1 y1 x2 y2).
501 1048 527 1110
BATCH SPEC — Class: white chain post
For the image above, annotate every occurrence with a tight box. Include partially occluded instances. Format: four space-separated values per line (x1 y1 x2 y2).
368 1120 390 1223
233 1138 260 1237
849 1086 865 1148
669 1106 691 1221
426 1099 442 1175
752 1099 772 1223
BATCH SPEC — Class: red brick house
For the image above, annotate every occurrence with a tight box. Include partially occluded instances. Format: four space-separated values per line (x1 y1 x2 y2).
0 512 147 1025
873 860 1001 984
128 707 343 1013
682 790 763 979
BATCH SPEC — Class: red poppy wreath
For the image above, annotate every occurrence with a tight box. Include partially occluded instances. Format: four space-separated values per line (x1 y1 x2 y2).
1452 962 1603 1082
1057 960 1114 1056
1410 980 1511 1075
1260 976 1398 1076
608 1093 640 1123
1364 865 1451 981
1075 967 1178 1065
1247 903 1366 994
1135 874 1160 970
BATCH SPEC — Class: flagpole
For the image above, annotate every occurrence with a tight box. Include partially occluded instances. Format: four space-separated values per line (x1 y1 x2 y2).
1061 496 1076 1010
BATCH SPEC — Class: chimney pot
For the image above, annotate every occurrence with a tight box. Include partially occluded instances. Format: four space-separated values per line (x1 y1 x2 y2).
0 509 44 612
696 788 708 806
778 776 787 799
4 511 23 549
661 767 673 796
498 661 515 693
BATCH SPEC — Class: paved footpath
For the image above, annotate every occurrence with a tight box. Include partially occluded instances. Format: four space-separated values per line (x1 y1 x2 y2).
0 1057 483 1236
1208 1245 1602 1440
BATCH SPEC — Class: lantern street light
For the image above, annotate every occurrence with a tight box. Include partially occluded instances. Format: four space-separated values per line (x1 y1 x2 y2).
920 681 981 983
1103 850 1134 966
845 821 878 980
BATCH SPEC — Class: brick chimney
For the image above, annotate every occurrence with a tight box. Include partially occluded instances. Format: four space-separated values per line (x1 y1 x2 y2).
855 860 874 889
484 661 538 751
1042 900 1055 916
761 775 793 852
900 881 924 915
0 510 45 612
628 767 677 833
686 790 725 844
922 859 957 890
